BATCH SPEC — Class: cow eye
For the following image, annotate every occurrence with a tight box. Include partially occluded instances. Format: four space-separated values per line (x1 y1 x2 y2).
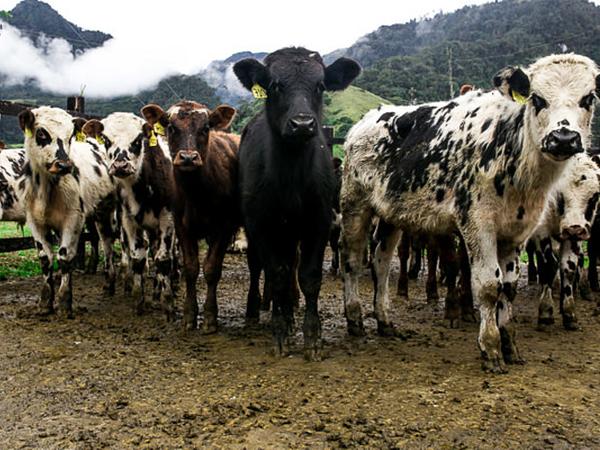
36 129 46 140
579 93 595 110
203 123 210 133
530 93 547 113
316 81 325 93
167 124 176 134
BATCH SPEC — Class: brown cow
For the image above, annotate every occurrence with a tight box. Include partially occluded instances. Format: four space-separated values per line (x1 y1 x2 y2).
141 101 239 332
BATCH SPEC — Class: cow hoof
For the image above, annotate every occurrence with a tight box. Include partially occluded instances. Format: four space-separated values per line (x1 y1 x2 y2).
304 340 323 362
202 321 218 335
445 318 460 329
260 301 271 312
481 353 508 374
377 321 396 337
426 292 439 303
183 319 197 331
347 319 365 337
461 311 477 323
579 286 592 301
272 337 290 358
396 289 408 298
537 316 555 326
103 283 116 297
562 316 579 331
37 304 54 316
505 354 527 365
57 308 74 320
245 316 260 328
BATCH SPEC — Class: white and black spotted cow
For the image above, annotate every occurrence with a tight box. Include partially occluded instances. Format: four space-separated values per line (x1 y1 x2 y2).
18 106 117 317
341 54 600 373
83 112 177 320
529 153 600 330
0 147 26 223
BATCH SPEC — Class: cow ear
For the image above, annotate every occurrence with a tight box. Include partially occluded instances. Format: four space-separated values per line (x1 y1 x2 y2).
325 57 361 91
18 109 35 134
233 58 270 92
82 119 104 139
142 123 154 139
209 105 236 130
493 66 530 102
141 104 168 126
333 156 342 170
595 74 600 98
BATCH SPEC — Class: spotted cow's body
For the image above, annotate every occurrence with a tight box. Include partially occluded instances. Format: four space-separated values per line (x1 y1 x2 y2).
529 153 600 329
83 112 177 319
341 54 600 372
0 148 26 223
18 106 117 317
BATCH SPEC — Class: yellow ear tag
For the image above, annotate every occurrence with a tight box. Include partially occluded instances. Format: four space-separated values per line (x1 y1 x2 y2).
511 90 528 105
95 135 105 146
24 128 33 138
149 130 158 147
153 122 165 136
75 131 86 142
251 83 268 99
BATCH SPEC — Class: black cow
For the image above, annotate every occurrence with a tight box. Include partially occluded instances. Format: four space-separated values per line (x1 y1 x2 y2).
233 47 360 360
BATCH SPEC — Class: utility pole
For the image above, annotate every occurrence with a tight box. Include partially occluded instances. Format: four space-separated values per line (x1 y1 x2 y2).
447 46 455 98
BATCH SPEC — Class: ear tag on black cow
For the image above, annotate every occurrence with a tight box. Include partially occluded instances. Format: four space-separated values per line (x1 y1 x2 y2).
75 131 86 142
149 130 158 147
153 122 165 136
252 83 267 99
24 128 33 138
96 135 105 146
511 90 528 105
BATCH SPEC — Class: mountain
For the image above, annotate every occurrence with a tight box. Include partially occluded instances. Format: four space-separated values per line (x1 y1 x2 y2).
6 0 112 53
202 51 268 105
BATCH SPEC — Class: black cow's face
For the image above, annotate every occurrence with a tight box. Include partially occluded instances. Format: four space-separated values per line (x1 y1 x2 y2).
234 48 361 143
141 102 235 172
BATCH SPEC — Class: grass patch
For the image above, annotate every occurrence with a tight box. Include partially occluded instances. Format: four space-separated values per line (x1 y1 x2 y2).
0 249 41 280
0 222 31 238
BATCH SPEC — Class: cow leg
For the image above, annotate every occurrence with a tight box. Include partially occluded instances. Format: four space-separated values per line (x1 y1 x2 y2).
464 229 505 373
578 251 592 301
119 223 133 295
340 202 373 337
31 226 55 315
559 240 581 330
56 218 84 318
291 245 301 309
95 212 116 296
371 220 401 336
155 212 176 322
123 218 147 316
85 219 100 275
588 219 600 291
179 230 199 331
425 240 439 302
202 233 229 334
396 231 410 298
329 219 341 277
525 239 537 285
245 240 263 323
439 235 460 328
264 243 297 357
299 232 328 361
537 237 558 327
498 246 525 365
458 238 475 322
408 239 422 279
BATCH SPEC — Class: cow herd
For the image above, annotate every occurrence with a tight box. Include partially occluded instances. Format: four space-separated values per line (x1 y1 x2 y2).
1 48 600 373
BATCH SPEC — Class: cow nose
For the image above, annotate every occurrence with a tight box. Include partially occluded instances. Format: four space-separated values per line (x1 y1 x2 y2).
176 150 202 167
289 115 316 135
545 128 583 156
561 224 590 241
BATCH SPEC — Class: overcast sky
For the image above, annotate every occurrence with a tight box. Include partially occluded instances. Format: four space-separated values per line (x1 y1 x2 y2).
0 0 583 97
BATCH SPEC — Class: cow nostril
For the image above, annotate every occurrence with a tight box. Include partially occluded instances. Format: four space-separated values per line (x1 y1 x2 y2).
289 116 316 132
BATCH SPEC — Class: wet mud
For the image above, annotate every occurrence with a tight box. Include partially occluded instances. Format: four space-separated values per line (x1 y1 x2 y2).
1 252 599 448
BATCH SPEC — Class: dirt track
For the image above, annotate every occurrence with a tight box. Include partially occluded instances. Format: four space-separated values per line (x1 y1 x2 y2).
1 252 600 449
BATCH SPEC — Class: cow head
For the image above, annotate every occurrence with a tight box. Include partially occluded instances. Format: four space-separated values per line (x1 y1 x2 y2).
141 101 235 172
18 106 78 176
494 54 600 162
233 47 361 143
84 113 146 179
557 154 600 241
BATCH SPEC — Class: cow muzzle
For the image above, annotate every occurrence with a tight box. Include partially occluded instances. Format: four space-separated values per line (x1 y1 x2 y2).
285 114 317 139
560 224 590 241
542 128 583 161
174 150 202 170
48 159 73 175
109 160 135 178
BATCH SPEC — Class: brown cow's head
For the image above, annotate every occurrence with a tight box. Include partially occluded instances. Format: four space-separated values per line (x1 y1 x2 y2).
141 101 235 172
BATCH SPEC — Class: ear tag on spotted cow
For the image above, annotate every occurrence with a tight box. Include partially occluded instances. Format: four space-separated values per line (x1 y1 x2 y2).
24 128 33 138
75 131 86 142
149 130 158 147
96 135 105 146
251 83 268 99
511 90 528 105
153 122 165 136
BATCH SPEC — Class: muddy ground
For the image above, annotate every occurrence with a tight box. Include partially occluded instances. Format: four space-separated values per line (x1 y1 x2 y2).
0 251 599 449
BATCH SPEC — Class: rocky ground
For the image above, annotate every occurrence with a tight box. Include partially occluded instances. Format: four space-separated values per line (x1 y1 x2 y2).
0 252 599 449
